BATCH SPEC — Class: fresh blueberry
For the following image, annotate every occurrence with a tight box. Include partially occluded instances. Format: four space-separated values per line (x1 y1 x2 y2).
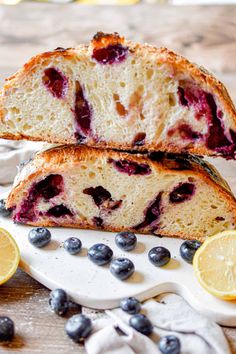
110 258 134 280
0 199 12 217
28 227 51 248
180 240 202 264
115 232 137 251
129 314 153 336
148 247 171 267
65 314 92 342
88 243 113 265
120 297 141 314
158 335 181 354
0 316 14 341
64 237 82 255
49 288 69 316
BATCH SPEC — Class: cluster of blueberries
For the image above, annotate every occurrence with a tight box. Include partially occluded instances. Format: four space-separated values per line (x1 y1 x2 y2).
0 290 181 354
50 289 182 354
29 228 139 280
28 226 202 280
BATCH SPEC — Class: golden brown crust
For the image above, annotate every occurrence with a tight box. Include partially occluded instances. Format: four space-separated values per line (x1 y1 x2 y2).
0 32 236 157
18 144 232 195
0 131 227 159
6 145 236 240
91 31 125 49
7 145 236 214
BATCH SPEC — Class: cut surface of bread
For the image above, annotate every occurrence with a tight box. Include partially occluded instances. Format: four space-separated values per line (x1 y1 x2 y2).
1 32 236 159
6 145 236 241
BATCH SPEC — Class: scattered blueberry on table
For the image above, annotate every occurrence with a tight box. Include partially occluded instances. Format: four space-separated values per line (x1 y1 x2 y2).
120 297 141 314
28 227 51 248
49 289 69 316
158 335 181 354
88 243 113 265
65 314 92 342
180 240 202 264
115 231 137 251
110 258 134 280
64 237 82 255
129 314 153 336
0 199 12 217
148 246 171 267
0 316 14 342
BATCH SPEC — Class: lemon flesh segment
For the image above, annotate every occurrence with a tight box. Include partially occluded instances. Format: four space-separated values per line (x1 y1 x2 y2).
193 230 236 300
0 228 20 285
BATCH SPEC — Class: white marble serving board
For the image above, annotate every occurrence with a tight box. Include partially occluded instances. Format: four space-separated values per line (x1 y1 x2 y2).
1 157 236 327
1 208 236 326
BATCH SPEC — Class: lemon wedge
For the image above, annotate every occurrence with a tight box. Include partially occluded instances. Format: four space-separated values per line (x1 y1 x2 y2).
0 228 20 285
193 230 236 300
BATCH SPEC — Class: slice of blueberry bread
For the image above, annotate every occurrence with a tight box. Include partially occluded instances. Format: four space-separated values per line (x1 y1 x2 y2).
6 145 236 241
1 32 236 159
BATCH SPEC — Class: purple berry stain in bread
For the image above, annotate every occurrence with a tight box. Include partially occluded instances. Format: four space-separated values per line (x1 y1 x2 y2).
83 186 111 207
177 124 202 141
14 174 64 223
36 174 63 200
83 186 122 212
178 85 236 158
92 45 128 65
91 31 128 64
168 124 202 141
42 68 68 99
46 204 73 218
108 159 151 176
74 81 92 142
92 44 128 64
93 216 104 228
134 192 162 230
169 182 195 203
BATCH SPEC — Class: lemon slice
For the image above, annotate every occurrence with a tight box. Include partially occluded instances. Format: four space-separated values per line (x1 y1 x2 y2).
193 230 236 300
0 228 20 285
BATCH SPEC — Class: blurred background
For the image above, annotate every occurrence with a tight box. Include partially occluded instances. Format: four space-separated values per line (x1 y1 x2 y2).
0 0 235 97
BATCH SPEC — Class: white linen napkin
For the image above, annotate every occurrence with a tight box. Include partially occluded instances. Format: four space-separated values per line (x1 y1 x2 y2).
0 140 43 185
85 294 230 354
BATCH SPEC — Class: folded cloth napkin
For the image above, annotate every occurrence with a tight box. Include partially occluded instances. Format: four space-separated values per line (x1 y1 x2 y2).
0 140 43 185
85 294 230 354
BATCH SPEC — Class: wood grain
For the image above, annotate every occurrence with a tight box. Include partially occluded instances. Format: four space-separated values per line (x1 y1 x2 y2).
0 269 86 353
0 4 236 100
0 3 236 353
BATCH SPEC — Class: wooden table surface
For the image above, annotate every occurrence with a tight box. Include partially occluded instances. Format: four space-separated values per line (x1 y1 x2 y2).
1 3 236 353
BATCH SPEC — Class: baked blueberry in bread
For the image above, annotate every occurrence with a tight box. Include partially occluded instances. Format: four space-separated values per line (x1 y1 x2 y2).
6 145 236 241
1 32 236 158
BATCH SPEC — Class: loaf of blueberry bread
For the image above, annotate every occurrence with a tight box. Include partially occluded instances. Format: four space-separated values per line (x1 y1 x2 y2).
1 32 236 158
6 145 236 240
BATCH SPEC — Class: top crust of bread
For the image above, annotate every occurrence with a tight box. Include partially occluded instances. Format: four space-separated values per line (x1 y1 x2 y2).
7 144 234 208
1 32 236 158
6 145 236 241
2 32 235 117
